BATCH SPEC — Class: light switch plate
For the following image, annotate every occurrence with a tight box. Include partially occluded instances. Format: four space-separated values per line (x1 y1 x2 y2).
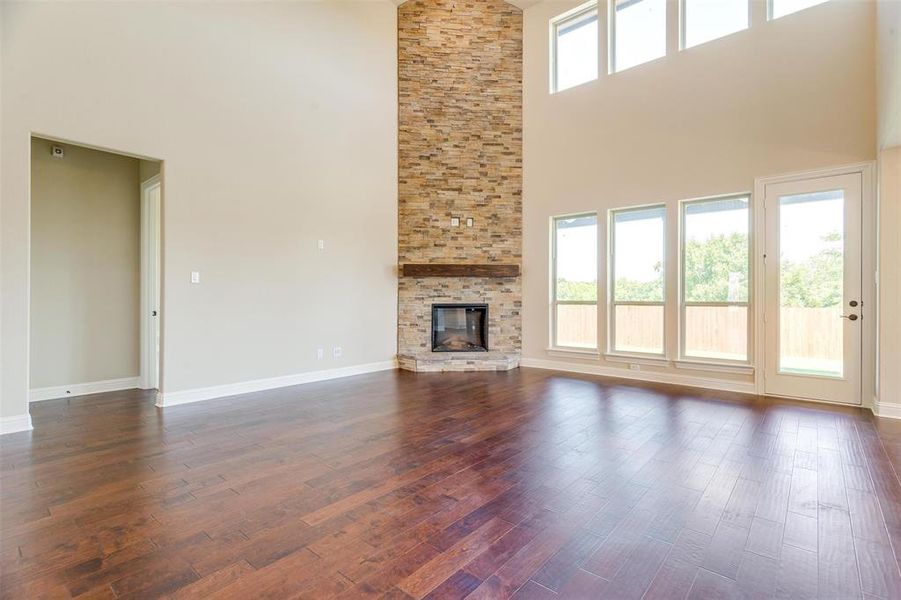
465 217 474 227
450 217 460 227
190 271 200 284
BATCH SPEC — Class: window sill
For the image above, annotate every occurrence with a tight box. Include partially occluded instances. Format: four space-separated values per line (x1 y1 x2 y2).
603 353 671 367
546 347 600 359
674 360 755 375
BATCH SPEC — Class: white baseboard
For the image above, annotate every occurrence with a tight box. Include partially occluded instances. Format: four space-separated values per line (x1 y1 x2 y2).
30 376 141 403
0 413 34 435
520 357 756 395
873 402 901 420
157 360 398 408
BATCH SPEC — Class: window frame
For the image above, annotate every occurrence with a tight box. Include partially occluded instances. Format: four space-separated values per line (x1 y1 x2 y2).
550 1 600 94
551 212 599 351
609 0 667 74
679 0 751 50
678 193 753 365
608 204 667 358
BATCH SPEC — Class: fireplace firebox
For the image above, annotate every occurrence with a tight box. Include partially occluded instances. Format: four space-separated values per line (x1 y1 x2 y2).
431 304 488 352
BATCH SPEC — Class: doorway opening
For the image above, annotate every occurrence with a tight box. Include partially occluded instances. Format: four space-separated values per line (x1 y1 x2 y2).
29 136 163 402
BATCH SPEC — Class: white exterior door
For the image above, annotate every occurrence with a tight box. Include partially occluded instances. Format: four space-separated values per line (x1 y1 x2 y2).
763 173 862 405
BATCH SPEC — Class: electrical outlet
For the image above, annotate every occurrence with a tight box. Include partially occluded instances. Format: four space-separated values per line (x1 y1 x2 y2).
191 271 200 284
316 348 324 360
317 240 325 251
629 363 641 371
333 347 342 358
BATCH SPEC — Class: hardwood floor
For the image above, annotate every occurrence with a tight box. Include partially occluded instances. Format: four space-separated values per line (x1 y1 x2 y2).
3 368 901 599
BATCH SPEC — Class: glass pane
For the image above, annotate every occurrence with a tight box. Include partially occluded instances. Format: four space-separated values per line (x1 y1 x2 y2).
613 206 665 302
555 9 598 92
684 0 749 49
771 0 828 19
685 305 747 361
614 304 664 354
556 304 598 348
683 196 749 302
779 190 844 376
555 215 597 302
614 0 666 72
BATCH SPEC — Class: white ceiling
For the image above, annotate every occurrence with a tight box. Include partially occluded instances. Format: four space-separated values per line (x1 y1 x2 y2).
392 0 542 9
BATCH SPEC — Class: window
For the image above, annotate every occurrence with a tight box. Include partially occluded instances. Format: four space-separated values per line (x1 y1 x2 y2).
770 0 829 20
552 214 598 349
551 3 599 92
681 195 750 362
682 0 749 49
610 206 666 355
612 0 666 73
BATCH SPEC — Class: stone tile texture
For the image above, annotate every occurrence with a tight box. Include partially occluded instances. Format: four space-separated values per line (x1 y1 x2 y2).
397 0 523 366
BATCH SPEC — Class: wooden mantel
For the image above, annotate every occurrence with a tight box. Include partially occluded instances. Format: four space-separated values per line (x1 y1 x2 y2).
400 263 520 278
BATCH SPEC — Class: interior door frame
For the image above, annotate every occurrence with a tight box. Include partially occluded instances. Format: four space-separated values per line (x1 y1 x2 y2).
140 174 162 390
753 162 877 408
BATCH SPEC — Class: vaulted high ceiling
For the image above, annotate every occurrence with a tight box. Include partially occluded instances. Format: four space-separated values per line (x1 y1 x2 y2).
393 0 541 9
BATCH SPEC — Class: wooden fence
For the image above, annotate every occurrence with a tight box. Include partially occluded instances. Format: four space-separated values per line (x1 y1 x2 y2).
556 304 842 364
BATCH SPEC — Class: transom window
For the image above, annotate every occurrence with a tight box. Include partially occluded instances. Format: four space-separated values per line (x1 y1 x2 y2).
552 214 598 349
609 205 666 355
612 0 667 73
682 0 749 49
551 2 599 93
770 0 829 20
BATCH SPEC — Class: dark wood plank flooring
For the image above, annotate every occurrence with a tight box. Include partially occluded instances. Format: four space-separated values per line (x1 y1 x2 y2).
3 368 901 599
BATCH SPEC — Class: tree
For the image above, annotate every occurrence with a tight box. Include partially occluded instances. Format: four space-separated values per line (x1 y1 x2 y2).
780 231 843 308
613 268 663 301
683 233 749 302
556 279 597 301
556 231 842 308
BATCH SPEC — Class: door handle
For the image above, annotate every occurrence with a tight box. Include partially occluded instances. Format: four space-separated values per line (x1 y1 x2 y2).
840 314 859 321
152 311 158 317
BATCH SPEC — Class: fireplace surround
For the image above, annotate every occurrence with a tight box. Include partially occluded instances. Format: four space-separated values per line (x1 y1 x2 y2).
396 0 521 373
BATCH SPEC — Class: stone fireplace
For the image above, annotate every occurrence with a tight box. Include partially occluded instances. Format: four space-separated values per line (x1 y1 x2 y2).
396 0 522 372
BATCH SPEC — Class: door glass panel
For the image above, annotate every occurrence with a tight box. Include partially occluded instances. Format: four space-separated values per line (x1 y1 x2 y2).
778 190 844 376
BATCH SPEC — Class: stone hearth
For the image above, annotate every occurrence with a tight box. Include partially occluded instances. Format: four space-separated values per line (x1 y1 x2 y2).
398 351 520 373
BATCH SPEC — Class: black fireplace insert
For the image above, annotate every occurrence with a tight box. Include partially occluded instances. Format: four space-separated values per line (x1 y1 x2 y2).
431 304 488 352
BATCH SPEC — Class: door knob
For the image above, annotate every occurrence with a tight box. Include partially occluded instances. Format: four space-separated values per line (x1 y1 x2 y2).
841 314 859 321
152 311 158 316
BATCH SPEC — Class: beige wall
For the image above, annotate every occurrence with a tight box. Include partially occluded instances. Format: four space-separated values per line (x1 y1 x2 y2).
30 138 141 389
522 0 876 390
877 0 900 150
1 1 398 420
879 147 901 408
877 0 901 411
